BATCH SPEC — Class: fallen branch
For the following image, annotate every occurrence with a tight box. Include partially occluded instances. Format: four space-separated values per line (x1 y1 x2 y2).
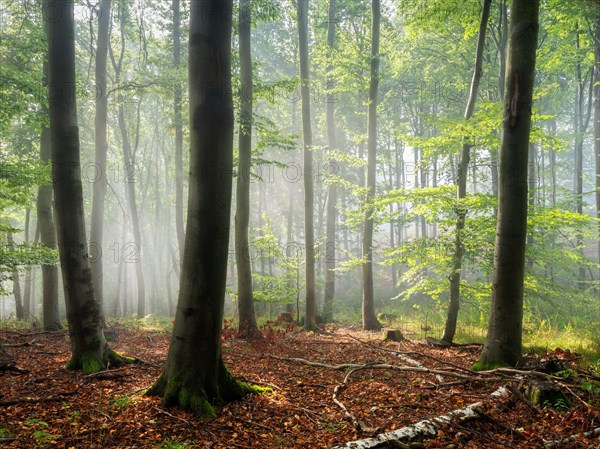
0 360 29 374
506 384 541 414
0 391 76 406
261 353 500 382
544 426 600 448
332 365 379 435
3 339 43 348
329 387 509 449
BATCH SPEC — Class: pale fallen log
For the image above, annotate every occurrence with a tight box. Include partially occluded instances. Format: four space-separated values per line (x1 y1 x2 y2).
329 387 508 449
543 427 600 448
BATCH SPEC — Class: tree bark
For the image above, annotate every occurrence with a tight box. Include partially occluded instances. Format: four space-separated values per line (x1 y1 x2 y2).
173 0 185 260
38 120 61 331
46 0 124 372
89 0 111 313
441 0 491 344
479 0 540 368
362 0 381 331
148 0 253 416
235 0 258 337
297 0 317 329
6 230 24 320
322 0 337 323
594 13 600 272
110 7 146 317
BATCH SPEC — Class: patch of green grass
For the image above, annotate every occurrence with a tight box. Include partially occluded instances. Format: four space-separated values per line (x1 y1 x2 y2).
111 395 133 409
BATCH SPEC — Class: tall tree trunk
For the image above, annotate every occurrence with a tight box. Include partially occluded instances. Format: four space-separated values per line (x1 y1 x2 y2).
322 0 337 323
526 142 536 269
90 0 111 313
297 0 317 329
38 117 61 330
594 14 600 272
46 0 124 372
478 0 540 368
173 0 185 260
441 0 492 344
573 28 593 286
235 0 258 337
362 0 382 331
110 8 146 317
148 0 253 416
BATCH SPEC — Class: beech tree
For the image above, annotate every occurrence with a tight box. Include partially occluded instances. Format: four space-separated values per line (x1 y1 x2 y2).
46 0 127 371
148 0 255 415
89 0 111 310
296 0 317 329
441 0 492 344
236 0 259 337
478 0 540 368
362 0 381 331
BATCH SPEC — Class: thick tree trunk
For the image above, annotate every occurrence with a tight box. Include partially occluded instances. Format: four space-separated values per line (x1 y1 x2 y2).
148 0 253 416
46 0 124 372
362 0 382 331
441 0 491 344
322 0 337 323
297 0 317 329
235 0 258 337
90 0 111 312
173 0 185 260
479 0 540 368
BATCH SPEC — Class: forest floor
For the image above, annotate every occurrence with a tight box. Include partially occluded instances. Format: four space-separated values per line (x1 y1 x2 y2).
0 322 599 449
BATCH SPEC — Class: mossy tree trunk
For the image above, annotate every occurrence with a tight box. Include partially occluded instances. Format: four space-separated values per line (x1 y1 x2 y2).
478 0 540 368
148 0 253 416
46 0 126 372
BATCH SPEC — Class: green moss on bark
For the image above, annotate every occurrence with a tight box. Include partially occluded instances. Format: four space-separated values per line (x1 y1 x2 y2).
471 359 508 371
147 365 267 418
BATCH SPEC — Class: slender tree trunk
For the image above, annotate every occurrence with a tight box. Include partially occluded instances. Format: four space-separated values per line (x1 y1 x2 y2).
322 0 337 323
22 209 32 319
90 0 111 313
441 0 491 344
38 118 61 330
46 0 124 372
6 230 24 320
173 0 185 259
594 14 600 272
573 28 593 286
526 142 536 270
479 0 540 368
362 0 382 331
235 0 258 337
148 0 253 416
297 0 317 329
110 9 146 317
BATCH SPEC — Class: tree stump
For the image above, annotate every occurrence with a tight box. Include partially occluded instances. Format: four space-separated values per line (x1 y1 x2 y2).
384 329 404 342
